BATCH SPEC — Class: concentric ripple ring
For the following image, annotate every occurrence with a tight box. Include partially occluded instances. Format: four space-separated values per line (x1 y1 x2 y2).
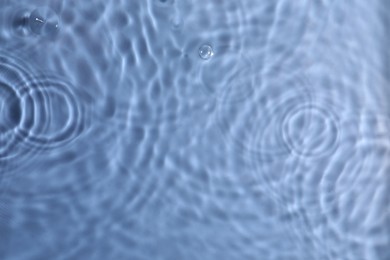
16 76 83 150
282 104 339 158
0 53 35 160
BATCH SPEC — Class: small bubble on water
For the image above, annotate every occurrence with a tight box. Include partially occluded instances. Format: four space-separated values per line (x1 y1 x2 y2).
198 44 214 60
29 7 59 38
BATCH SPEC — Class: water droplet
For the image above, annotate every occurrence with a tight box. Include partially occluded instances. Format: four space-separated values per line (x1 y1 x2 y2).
198 44 214 60
29 7 59 38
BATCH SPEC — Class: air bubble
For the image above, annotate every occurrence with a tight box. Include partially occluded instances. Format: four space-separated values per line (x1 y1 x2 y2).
198 44 214 60
28 7 59 38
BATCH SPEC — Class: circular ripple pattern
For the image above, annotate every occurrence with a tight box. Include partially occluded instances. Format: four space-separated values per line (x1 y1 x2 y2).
282 104 339 158
0 52 34 161
216 74 312 206
276 113 390 259
218 74 311 157
18 76 83 149
0 53 84 176
0 1 384 260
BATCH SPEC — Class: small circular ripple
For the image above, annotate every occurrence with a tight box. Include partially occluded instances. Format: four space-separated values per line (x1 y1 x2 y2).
278 113 390 258
282 104 339 158
216 74 312 205
218 74 311 156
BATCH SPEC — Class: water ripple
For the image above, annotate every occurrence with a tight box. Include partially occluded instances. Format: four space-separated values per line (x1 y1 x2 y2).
218 74 311 157
0 52 86 188
0 52 36 161
17 75 83 149
271 113 390 259
0 0 387 259
281 103 339 158
320 114 390 244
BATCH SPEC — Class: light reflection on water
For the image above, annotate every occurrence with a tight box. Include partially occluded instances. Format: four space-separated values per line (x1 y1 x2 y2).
0 0 389 259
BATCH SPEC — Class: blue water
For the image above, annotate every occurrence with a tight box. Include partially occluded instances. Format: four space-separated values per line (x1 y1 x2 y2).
0 0 389 259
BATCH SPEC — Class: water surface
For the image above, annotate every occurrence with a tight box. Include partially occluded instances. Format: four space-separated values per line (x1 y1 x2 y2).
0 0 389 259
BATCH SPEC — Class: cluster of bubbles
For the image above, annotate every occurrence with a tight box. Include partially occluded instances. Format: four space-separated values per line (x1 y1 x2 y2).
28 7 59 38
7 6 59 39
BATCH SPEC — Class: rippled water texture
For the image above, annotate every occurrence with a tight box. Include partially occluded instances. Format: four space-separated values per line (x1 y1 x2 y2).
0 0 389 259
